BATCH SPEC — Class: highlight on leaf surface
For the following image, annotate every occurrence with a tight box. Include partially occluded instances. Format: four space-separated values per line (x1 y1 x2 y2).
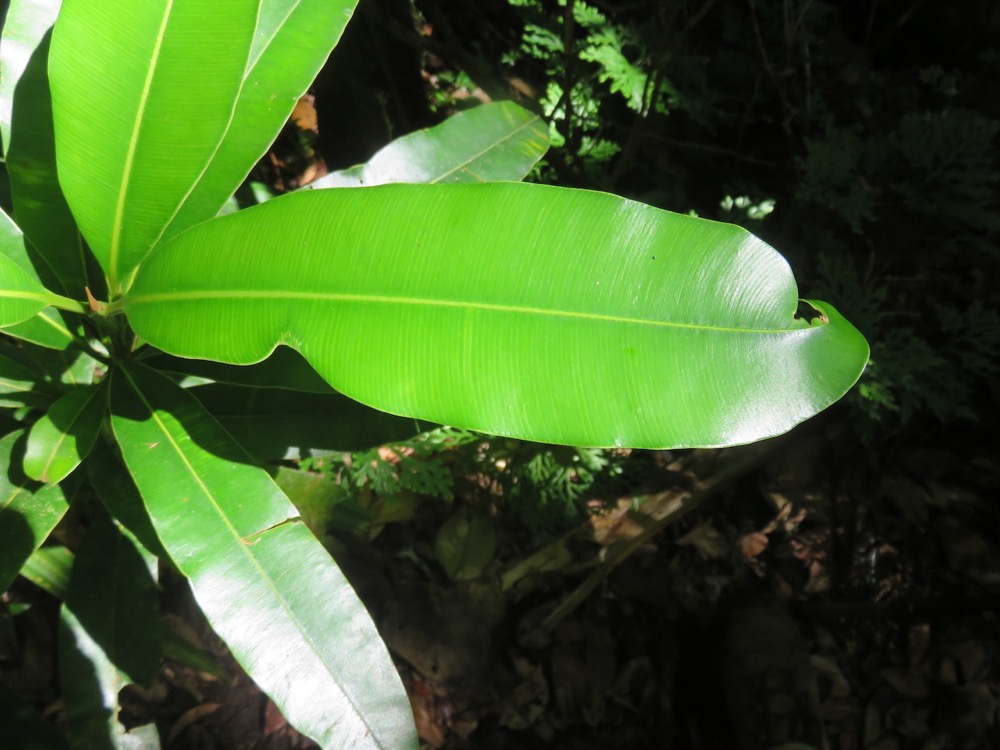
123 182 870 449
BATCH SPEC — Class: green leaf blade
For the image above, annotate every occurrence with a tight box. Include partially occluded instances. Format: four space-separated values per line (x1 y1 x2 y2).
124 184 870 449
0 429 69 592
309 101 549 188
161 0 360 243
0 0 91 297
1 245 51 330
49 0 260 289
109 365 417 749
24 383 106 483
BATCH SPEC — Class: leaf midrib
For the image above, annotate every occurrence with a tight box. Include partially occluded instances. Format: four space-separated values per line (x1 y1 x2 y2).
125 289 804 335
433 112 543 183
108 0 175 291
117 366 381 747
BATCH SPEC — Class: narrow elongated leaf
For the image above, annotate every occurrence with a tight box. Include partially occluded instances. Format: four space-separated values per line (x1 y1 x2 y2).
161 0 360 243
2 309 80 351
109 365 417 749
1 0 91 297
49 0 259 289
19 544 73 597
64 515 159 687
0 429 69 591
87 441 167 560
59 605 160 750
24 383 106 483
124 184 870 449
308 101 549 188
188 382 427 461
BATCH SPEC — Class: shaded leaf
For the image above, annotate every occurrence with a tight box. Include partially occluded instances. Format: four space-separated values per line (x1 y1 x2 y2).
149 346 332 392
187 382 428 461
0 0 91 297
64 514 159 687
309 101 548 188
86 440 167 560
109 365 417 749
0 429 68 591
124 183 869 449
24 382 106 483
19 543 73 598
59 605 160 750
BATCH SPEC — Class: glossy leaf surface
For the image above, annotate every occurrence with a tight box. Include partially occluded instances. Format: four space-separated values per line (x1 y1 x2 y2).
125 184 870 449
24 383 106 483
162 0 360 243
49 0 259 289
0 429 69 591
109 365 417 749
309 101 549 188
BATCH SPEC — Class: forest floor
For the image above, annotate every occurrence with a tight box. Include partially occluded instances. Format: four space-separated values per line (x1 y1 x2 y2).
10 410 991 750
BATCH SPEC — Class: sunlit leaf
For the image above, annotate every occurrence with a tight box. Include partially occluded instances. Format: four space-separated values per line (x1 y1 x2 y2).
49 0 260 289
110 365 417 749
124 183 869 449
309 101 548 188
161 0 360 244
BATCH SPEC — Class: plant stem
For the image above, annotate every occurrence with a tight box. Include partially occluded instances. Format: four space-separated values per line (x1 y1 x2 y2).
43 291 89 315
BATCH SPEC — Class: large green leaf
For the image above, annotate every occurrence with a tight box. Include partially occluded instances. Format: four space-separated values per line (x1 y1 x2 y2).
160 0 360 244
24 383 106 483
124 184 870 449
109 365 417 749
0 429 69 591
48 0 259 290
0 0 92 298
308 101 549 188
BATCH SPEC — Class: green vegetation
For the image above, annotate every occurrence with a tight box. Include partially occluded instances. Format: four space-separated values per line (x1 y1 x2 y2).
0 0 877 747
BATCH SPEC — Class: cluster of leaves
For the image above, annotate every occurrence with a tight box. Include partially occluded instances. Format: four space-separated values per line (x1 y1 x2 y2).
500 0 676 179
